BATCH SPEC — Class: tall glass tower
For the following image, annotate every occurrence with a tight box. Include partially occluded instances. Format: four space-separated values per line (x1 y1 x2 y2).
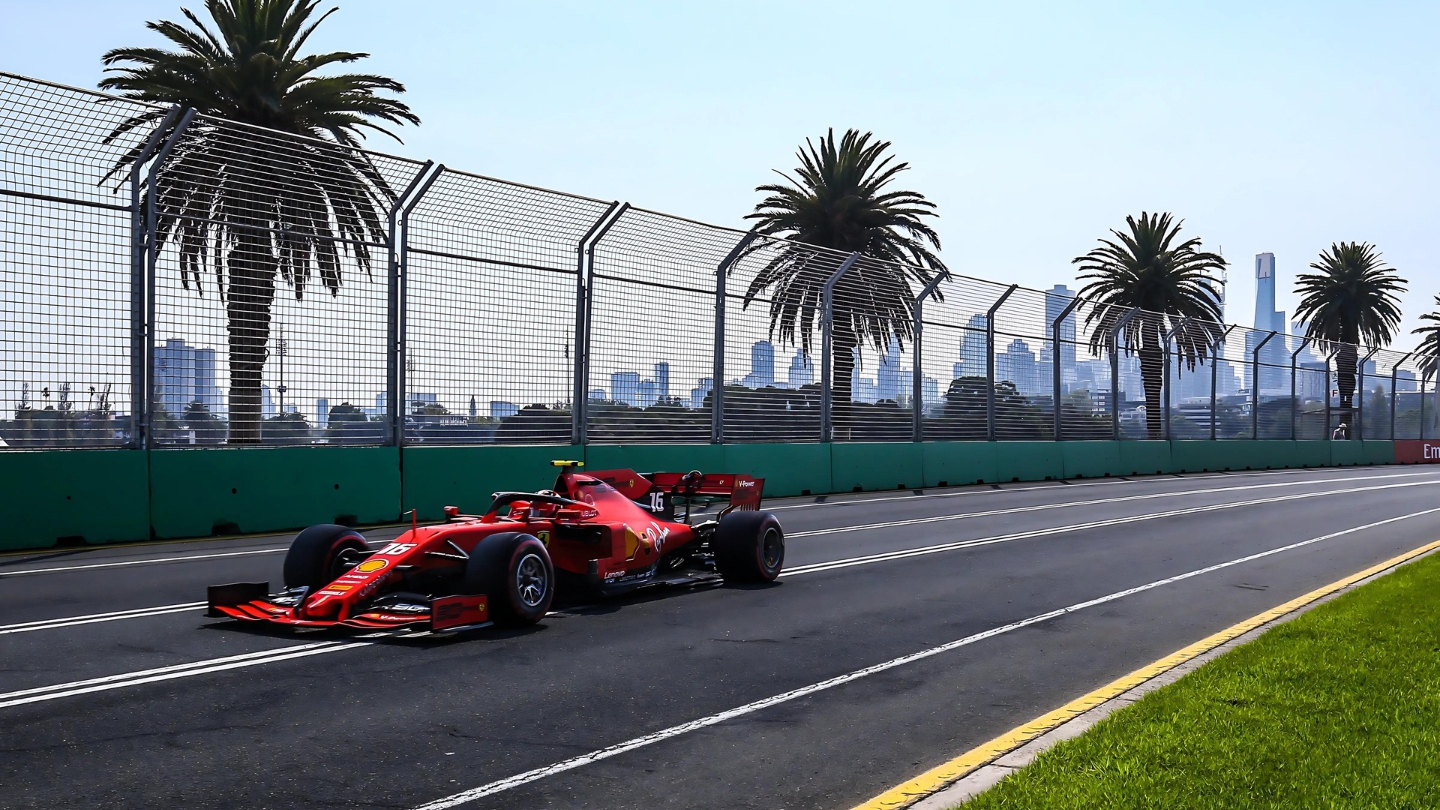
1248 253 1288 392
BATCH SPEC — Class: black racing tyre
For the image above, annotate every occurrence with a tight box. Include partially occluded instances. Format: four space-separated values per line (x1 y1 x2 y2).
464 532 554 626
283 524 369 590
713 511 784 584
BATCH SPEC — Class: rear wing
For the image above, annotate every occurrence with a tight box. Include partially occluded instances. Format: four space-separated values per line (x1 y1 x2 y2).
592 469 765 512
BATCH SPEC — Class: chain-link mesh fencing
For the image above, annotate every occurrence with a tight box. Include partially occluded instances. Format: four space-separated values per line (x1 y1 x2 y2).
3 71 1435 451
0 75 156 447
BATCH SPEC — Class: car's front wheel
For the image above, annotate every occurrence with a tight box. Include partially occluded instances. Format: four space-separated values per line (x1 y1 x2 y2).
464 532 554 626
283 524 369 591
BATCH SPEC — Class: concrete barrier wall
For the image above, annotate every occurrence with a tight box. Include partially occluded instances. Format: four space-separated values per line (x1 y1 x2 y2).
0 439 1403 551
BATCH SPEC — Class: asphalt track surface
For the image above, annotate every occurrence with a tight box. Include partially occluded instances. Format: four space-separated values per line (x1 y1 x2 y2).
4 465 1440 809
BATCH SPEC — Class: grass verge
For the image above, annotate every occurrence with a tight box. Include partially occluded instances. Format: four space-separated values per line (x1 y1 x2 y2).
961 550 1440 809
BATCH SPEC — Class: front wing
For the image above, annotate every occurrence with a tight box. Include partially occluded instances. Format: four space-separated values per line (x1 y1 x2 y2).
207 583 491 633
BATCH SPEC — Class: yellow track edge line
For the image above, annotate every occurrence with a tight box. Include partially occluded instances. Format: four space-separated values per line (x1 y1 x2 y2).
850 536 1440 810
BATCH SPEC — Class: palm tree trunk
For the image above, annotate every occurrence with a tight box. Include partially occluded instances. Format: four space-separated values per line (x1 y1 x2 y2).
832 317 857 440
1139 317 1164 440
1335 343 1357 431
1139 346 1165 440
226 224 277 444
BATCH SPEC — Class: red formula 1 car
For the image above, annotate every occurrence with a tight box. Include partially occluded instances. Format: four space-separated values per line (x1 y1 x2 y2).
207 461 784 633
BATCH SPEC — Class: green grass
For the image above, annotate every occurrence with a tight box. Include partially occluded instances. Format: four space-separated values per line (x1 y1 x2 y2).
962 551 1440 809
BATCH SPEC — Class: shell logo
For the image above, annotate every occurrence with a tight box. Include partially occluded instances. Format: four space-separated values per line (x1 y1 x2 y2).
355 559 389 574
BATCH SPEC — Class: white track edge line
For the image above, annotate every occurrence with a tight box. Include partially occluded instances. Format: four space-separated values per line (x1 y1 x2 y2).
787 477 1440 539
0 548 287 578
0 603 206 634
766 468 1435 511
0 642 372 709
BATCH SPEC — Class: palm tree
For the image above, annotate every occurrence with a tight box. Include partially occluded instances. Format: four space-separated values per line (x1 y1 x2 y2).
99 0 419 442
740 129 946 434
1412 294 1440 378
1411 296 1440 437
1073 212 1225 439
1294 242 1405 434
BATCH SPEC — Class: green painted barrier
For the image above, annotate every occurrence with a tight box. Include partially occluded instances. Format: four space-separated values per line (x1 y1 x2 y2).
0 449 150 550
1062 441 1121 479
149 446 400 539
402 444 578 522
995 442 1064 483
922 442 996 487
1171 440 1233 472
831 442 924 492
585 444 726 479
1119 440 1173 475
722 442 831 497
1294 440 1331 469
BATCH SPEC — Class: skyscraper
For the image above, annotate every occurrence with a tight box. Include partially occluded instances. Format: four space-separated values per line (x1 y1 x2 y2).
654 362 670 402
877 336 903 402
1247 253 1289 392
751 341 775 388
610 371 640 405
787 349 814 387
153 338 220 417
1045 285 1077 389
954 314 988 379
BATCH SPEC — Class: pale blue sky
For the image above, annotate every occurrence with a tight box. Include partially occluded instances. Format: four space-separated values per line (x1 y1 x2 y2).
6 1 1438 348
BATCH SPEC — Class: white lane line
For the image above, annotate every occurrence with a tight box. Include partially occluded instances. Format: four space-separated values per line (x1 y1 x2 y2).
787 476 1440 539
0 637 389 709
766 467 1433 511
411 505 1440 810
0 602 206 635
0 548 287 578
0 641 349 702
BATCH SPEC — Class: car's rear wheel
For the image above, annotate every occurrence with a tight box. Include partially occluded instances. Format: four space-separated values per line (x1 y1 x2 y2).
713 511 784 583
283 524 369 591
465 532 554 626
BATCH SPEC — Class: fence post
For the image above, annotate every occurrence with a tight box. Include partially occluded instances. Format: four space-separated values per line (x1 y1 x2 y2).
1320 345 1341 441
1428 333 1440 440
1250 331 1276 440
1209 325 1234 441
1109 307 1141 440
912 273 949 442
1051 295 1083 441
569 202 623 445
1289 337 1311 440
1390 351 1413 440
386 162 441 448
820 253 861 443
712 229 759 444
1424 372 1431 441
1356 348 1379 440
1163 317 1186 441
985 285 1019 442
126 107 180 449
140 109 196 450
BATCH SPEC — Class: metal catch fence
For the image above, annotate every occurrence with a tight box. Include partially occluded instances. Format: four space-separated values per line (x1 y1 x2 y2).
2 71 1436 450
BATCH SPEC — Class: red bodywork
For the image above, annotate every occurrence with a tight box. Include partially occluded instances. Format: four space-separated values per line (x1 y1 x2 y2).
209 468 764 632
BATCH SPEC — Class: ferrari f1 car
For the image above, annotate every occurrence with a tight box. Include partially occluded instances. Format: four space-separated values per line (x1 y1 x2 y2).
207 461 784 633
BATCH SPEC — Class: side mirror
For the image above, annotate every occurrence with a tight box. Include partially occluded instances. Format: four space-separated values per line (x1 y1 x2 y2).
442 505 460 521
